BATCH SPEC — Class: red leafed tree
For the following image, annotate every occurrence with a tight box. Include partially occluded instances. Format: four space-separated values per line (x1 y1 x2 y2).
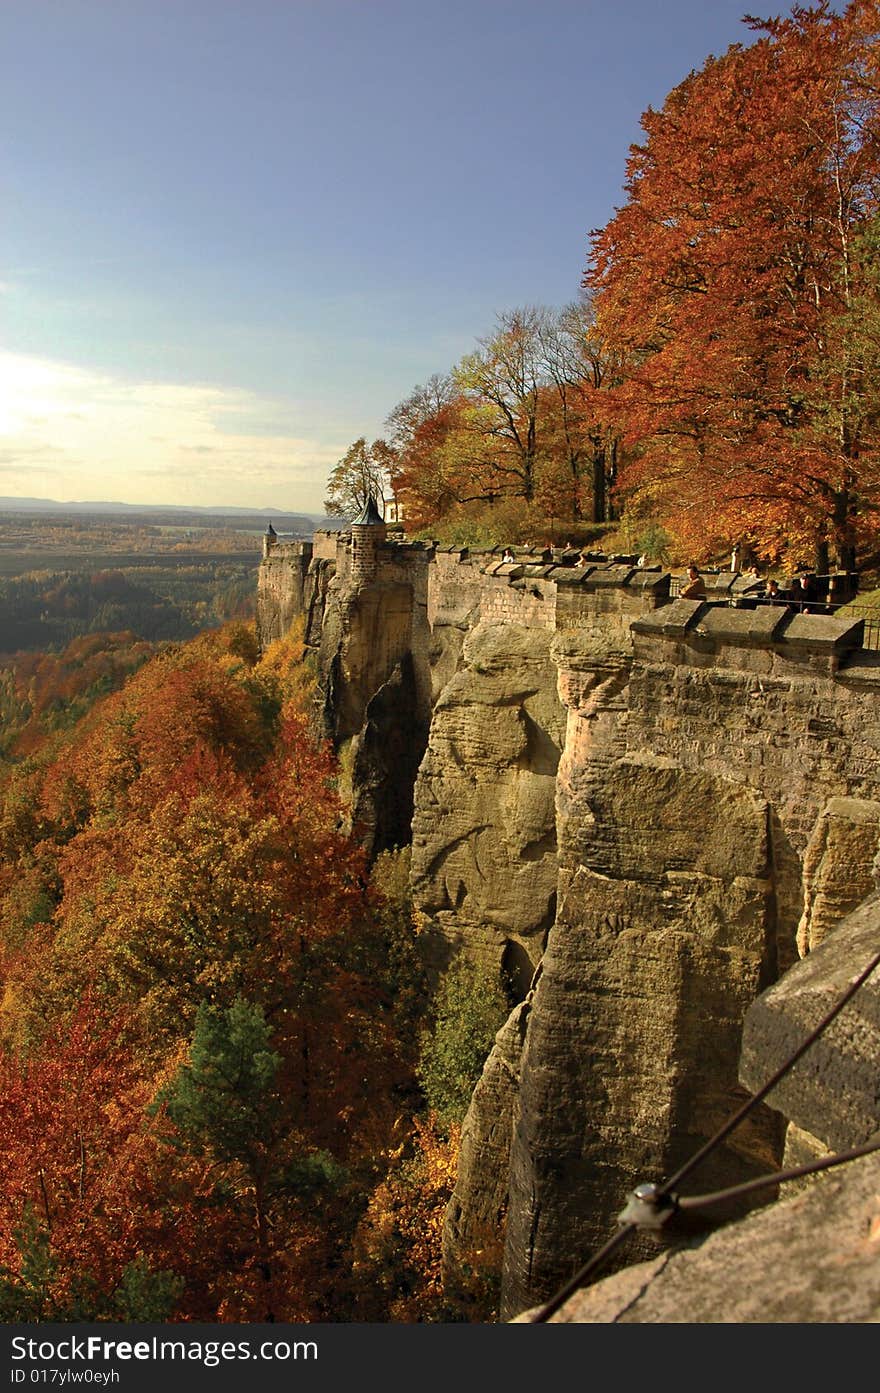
0 998 183 1319
587 0 880 569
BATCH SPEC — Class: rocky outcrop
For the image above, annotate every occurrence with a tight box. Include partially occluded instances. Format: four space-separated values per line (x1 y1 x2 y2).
796 798 880 955
523 1148 880 1322
442 1000 531 1306
347 654 425 859
256 542 314 648
410 622 566 977
740 891 880 1150
501 754 782 1316
259 537 880 1322
526 890 880 1323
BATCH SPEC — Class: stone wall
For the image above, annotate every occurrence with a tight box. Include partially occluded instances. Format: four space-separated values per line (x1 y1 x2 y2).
255 541 314 648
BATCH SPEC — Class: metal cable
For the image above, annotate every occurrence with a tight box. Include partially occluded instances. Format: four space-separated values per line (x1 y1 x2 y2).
675 1135 880 1213
527 944 880 1323
527 1223 636 1324
659 943 880 1197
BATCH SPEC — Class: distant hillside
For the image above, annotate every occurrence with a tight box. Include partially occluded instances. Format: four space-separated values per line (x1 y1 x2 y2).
0 499 345 532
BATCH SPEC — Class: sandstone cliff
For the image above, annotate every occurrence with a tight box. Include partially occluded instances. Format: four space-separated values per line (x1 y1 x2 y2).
258 535 880 1318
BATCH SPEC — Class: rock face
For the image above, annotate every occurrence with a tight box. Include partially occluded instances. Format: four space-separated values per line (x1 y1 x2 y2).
529 892 880 1323
524 1149 880 1322
256 540 315 648
501 752 781 1316
258 537 880 1320
442 1000 531 1304
410 622 566 979
796 798 880 955
740 891 880 1150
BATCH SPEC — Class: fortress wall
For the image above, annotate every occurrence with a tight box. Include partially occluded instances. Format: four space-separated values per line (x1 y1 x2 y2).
478 573 558 629
426 551 486 630
312 530 341 562
255 541 313 648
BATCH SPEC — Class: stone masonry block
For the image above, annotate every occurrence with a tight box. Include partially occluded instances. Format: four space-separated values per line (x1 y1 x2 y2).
695 605 789 645
780 611 865 653
631 598 706 637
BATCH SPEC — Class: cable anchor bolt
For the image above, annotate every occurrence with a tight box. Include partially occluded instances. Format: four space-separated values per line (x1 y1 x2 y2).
618 1181 678 1230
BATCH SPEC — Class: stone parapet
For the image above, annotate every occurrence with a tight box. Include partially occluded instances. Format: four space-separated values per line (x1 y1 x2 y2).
633 600 865 675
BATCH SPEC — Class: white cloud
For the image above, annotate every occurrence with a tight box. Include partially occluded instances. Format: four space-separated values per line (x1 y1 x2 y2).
0 351 341 510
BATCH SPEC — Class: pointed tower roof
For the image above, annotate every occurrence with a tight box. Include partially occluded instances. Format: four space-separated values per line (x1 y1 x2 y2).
352 495 384 526
265 521 277 537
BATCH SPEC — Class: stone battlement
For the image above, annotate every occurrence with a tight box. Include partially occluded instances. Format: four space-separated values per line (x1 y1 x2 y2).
259 530 870 670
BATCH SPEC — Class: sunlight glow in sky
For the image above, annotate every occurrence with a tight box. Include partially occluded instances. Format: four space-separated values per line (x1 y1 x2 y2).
2 0 763 513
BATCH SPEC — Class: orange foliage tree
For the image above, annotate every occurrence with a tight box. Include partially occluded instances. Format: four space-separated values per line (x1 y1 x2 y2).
588 0 880 569
0 622 426 1320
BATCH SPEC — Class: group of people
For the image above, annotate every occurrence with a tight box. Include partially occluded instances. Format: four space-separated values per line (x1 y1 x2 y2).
679 562 830 611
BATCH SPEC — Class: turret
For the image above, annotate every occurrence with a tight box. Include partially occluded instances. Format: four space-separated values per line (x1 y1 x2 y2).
262 521 277 560
349 495 386 583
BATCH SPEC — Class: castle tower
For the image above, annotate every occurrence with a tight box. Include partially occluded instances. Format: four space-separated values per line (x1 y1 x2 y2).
262 521 278 560
349 495 386 584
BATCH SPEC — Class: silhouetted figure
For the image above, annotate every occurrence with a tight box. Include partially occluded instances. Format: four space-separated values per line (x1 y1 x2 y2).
789 576 808 609
800 573 819 611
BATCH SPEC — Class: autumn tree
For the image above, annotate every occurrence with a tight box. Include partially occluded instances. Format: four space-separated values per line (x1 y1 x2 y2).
588 0 880 569
324 437 397 517
0 620 431 1320
0 999 184 1321
534 300 622 523
386 307 620 537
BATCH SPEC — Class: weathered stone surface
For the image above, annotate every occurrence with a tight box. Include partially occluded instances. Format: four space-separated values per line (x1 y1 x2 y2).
347 655 427 858
442 1001 530 1302
410 622 566 968
780 1120 829 1196
319 579 419 744
796 797 880 954
522 1150 880 1323
782 610 865 653
740 894 880 1150
694 604 788 644
256 542 315 648
501 755 782 1319
630 598 706 636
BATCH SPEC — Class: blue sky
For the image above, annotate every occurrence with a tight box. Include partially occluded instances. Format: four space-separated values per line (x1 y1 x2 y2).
2 0 763 513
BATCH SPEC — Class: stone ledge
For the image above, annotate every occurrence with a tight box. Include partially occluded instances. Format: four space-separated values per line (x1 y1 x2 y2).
548 565 598 586
632 602 869 656
631 598 707 637
778 610 864 653
627 572 671 597
583 565 638 587
694 604 789 645
739 893 880 1149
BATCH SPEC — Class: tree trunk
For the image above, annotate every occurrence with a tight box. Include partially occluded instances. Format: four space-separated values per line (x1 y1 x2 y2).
592 443 606 522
